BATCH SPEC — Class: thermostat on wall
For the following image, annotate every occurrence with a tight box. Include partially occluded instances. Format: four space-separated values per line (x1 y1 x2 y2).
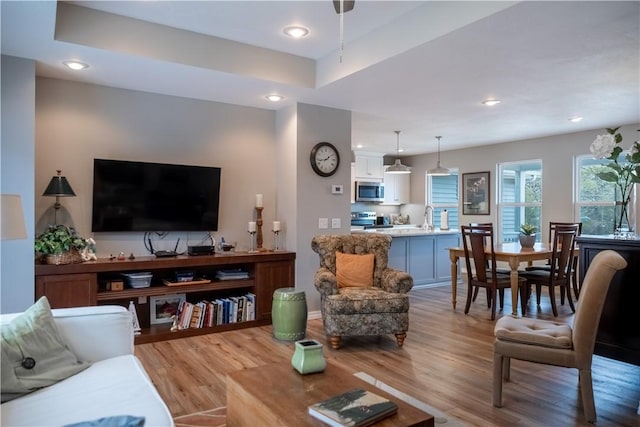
331 184 343 195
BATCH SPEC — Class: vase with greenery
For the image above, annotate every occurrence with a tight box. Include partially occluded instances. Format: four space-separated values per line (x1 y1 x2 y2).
590 127 640 236
519 223 537 248
34 224 88 264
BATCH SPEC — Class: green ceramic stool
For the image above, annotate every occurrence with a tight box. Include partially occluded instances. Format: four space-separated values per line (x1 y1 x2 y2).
272 287 307 341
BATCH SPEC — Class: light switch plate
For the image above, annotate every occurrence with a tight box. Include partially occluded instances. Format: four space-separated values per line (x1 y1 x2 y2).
331 218 341 229
138 296 147 304
319 218 329 229
331 184 343 195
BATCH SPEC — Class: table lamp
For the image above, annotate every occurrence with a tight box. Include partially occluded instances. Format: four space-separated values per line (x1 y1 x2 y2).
1 194 27 240
43 170 76 224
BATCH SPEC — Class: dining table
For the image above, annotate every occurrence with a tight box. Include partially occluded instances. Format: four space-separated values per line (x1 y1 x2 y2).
448 242 577 316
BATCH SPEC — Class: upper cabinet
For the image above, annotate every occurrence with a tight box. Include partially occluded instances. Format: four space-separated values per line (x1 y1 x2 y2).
354 152 384 181
383 171 410 205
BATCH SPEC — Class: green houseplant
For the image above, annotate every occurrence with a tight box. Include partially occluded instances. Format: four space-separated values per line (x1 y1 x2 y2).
519 224 537 248
34 224 87 264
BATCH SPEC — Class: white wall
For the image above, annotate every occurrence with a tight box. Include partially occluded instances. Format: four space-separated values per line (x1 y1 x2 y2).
294 103 352 311
1 55 36 312
35 78 277 256
401 124 640 233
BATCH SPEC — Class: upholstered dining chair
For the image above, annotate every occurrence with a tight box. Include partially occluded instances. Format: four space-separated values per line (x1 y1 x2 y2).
311 234 413 350
525 221 583 301
493 250 627 423
519 223 579 316
461 224 527 320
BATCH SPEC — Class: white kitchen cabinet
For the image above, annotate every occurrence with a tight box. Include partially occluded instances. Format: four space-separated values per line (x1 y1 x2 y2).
383 172 410 204
354 153 384 180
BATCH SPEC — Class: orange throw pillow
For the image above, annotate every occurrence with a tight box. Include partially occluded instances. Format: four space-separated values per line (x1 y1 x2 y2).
335 252 374 288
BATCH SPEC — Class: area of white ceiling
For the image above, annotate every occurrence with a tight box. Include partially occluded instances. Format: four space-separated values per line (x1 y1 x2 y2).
1 1 638 156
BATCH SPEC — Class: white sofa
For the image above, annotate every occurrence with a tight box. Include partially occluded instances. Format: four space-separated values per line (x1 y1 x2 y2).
1 305 174 427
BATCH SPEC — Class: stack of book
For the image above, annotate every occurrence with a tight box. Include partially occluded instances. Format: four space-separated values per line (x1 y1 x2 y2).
215 268 249 280
173 293 256 330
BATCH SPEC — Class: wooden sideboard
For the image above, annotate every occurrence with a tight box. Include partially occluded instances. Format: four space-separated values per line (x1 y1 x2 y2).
576 236 640 366
35 251 296 344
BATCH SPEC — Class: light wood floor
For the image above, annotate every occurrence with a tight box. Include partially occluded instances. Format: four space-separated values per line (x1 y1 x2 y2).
135 284 640 427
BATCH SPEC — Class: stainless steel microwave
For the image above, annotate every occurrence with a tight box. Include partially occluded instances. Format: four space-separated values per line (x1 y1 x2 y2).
355 181 384 202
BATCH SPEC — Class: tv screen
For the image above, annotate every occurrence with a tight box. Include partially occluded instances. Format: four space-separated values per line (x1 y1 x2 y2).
92 159 221 232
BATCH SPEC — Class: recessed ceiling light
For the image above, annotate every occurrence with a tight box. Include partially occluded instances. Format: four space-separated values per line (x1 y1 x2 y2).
283 26 309 38
63 61 89 71
568 116 584 123
266 94 284 102
482 99 501 106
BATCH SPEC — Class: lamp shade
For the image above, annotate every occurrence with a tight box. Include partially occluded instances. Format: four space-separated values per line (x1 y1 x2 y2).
386 130 412 174
1 194 27 240
43 170 76 197
427 136 450 176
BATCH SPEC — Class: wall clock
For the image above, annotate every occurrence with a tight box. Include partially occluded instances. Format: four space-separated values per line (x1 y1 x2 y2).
310 142 340 177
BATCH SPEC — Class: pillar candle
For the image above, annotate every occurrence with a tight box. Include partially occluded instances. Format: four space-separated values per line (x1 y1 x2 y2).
273 221 281 232
255 194 263 208
248 221 256 232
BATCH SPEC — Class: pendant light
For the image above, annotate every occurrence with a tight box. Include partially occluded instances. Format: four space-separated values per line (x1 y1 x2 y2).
427 136 450 176
385 131 411 174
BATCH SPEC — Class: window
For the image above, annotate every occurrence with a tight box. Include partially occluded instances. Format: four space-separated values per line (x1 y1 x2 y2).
498 161 542 243
575 154 617 235
426 170 459 229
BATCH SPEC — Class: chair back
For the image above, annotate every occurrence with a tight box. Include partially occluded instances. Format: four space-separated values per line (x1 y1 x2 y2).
311 234 392 288
548 224 579 283
572 250 626 364
548 221 582 242
461 224 496 285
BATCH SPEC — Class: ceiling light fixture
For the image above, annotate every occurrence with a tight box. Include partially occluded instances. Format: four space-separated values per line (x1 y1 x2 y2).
482 99 501 106
427 136 451 176
333 0 355 63
266 94 284 102
385 131 411 174
283 26 309 38
568 116 584 123
63 61 89 71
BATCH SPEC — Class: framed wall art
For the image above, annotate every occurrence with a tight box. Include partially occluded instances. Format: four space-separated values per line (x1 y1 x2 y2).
150 293 186 324
462 171 490 215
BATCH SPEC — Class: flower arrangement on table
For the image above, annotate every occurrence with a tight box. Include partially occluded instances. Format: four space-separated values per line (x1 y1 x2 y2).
590 127 640 233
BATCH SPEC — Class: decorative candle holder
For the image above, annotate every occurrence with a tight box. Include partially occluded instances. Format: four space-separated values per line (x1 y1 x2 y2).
248 231 258 253
255 207 268 252
291 339 326 375
273 230 281 251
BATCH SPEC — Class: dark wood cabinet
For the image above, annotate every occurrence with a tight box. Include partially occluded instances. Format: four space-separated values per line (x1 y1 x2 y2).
576 236 640 366
35 251 296 344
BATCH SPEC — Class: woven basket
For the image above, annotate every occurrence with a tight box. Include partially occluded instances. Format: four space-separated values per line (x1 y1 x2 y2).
44 249 83 265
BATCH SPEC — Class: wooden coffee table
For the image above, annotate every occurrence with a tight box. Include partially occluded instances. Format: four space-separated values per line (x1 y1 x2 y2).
227 361 434 426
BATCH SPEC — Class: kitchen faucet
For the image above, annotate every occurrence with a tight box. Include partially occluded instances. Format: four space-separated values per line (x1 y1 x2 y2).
424 205 434 231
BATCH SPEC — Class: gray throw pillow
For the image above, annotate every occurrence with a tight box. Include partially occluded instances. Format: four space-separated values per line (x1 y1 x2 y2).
1 296 91 403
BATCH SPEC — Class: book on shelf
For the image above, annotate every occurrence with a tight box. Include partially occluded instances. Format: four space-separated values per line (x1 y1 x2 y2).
215 268 249 280
308 388 398 427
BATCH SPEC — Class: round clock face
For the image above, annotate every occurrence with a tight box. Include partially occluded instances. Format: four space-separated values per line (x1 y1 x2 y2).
310 142 340 177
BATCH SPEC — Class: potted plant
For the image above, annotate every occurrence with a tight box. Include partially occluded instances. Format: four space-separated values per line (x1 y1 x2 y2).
519 224 537 248
34 224 88 265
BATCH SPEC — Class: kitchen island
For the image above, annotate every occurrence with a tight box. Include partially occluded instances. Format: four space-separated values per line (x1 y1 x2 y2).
352 226 461 287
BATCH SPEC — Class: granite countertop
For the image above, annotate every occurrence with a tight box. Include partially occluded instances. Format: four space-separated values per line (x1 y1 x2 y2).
351 225 460 237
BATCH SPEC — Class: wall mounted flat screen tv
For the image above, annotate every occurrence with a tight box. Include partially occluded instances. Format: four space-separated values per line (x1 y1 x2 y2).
92 159 221 232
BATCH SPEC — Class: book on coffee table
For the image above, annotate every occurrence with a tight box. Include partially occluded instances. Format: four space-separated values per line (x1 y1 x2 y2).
308 388 398 427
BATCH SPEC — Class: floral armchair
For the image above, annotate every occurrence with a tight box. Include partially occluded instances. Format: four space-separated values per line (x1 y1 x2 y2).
311 234 413 349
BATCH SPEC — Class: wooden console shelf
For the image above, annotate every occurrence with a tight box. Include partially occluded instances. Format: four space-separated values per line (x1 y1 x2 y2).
35 251 296 344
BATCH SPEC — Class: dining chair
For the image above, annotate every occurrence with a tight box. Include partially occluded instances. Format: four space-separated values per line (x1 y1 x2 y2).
461 225 527 320
469 223 510 307
492 250 627 423
518 223 579 316
525 221 582 300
